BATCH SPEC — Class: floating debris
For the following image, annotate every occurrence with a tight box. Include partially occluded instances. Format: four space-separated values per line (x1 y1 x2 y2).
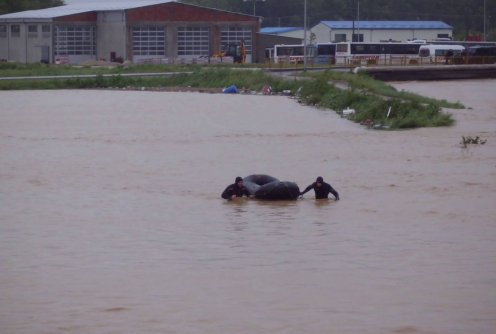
262 85 272 95
222 85 238 94
342 107 355 116
461 136 487 148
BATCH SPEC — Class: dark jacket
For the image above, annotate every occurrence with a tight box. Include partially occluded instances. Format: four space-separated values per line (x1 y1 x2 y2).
300 182 339 200
221 183 251 199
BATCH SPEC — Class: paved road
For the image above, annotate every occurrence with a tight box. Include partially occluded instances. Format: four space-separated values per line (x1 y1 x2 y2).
0 72 193 81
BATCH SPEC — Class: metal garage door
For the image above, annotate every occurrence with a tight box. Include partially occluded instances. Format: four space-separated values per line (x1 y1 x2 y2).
132 25 166 63
221 26 252 63
177 26 209 59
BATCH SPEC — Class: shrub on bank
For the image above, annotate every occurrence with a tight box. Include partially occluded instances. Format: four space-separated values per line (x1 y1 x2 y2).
297 73 456 129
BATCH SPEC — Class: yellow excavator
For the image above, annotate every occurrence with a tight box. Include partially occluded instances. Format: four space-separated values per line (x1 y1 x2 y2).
212 39 247 64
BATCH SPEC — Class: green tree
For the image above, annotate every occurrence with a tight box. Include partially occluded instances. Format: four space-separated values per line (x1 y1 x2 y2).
0 0 65 15
177 0 238 11
180 0 495 40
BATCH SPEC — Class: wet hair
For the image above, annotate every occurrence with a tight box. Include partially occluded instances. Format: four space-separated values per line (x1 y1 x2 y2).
316 176 324 183
235 176 243 183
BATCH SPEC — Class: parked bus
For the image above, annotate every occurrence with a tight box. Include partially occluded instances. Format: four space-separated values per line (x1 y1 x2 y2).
334 42 421 65
464 46 496 64
425 40 496 48
271 44 316 64
315 43 336 64
418 44 465 63
264 47 274 62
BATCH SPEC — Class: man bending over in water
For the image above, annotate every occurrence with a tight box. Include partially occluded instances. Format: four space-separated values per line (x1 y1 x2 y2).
221 176 252 200
300 176 340 200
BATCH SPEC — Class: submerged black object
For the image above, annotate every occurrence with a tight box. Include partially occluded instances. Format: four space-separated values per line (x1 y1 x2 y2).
243 174 300 200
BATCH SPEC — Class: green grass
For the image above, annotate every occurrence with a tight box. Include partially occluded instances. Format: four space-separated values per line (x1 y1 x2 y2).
0 61 265 77
312 70 464 109
296 72 459 128
0 64 461 129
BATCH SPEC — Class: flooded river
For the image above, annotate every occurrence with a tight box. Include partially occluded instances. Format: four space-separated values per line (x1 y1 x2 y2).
1 80 495 334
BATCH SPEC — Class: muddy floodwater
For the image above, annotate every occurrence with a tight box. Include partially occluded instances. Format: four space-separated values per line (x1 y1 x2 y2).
1 80 495 334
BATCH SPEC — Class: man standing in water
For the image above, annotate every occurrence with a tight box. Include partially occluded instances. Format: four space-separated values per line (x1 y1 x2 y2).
221 176 252 200
300 176 340 200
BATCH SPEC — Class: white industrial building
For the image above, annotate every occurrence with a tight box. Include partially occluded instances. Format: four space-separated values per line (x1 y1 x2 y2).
311 21 453 43
262 21 453 44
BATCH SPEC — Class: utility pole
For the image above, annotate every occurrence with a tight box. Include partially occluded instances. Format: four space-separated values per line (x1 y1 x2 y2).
352 0 355 42
357 0 360 40
484 0 486 41
303 0 307 71
243 0 266 16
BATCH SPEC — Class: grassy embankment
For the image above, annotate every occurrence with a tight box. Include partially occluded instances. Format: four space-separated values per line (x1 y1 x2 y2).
0 63 463 129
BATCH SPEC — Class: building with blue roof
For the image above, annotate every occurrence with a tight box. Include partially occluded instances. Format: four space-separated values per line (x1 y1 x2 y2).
260 26 306 41
312 20 453 43
261 21 453 44
260 27 302 35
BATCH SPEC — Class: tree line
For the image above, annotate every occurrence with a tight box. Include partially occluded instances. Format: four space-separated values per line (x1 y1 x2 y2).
0 0 64 15
180 0 495 40
0 0 493 40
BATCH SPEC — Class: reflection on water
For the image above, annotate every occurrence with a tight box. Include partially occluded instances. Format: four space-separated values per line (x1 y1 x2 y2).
1 86 496 334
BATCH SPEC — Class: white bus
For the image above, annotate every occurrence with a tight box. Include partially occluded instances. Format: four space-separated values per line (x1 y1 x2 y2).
334 42 421 65
315 43 337 64
271 44 316 64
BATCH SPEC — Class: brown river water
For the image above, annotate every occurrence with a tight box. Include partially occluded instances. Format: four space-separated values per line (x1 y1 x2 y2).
1 80 495 334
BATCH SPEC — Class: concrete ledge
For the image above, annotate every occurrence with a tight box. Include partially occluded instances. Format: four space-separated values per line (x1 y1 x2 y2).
0 72 194 81
355 64 496 81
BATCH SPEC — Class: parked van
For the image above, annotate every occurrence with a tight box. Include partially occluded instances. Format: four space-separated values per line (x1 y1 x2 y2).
419 44 465 58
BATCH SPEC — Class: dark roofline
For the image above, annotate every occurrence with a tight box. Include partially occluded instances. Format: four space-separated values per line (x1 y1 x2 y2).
0 1 258 22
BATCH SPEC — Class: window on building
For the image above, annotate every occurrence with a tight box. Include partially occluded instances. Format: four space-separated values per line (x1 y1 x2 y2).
11 24 20 38
28 24 38 38
437 33 450 39
0 25 7 38
42 24 51 37
352 33 364 42
334 33 346 42
54 25 96 56
177 26 209 56
221 26 252 55
132 25 166 56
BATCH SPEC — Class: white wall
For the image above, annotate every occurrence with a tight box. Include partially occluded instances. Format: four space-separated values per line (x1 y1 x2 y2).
0 24 9 60
5 24 26 63
363 29 451 42
26 23 52 63
310 23 452 43
0 23 52 63
312 23 333 43
97 11 127 61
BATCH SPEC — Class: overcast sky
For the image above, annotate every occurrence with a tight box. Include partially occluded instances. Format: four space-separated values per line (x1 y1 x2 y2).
64 0 169 4
64 0 104 3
